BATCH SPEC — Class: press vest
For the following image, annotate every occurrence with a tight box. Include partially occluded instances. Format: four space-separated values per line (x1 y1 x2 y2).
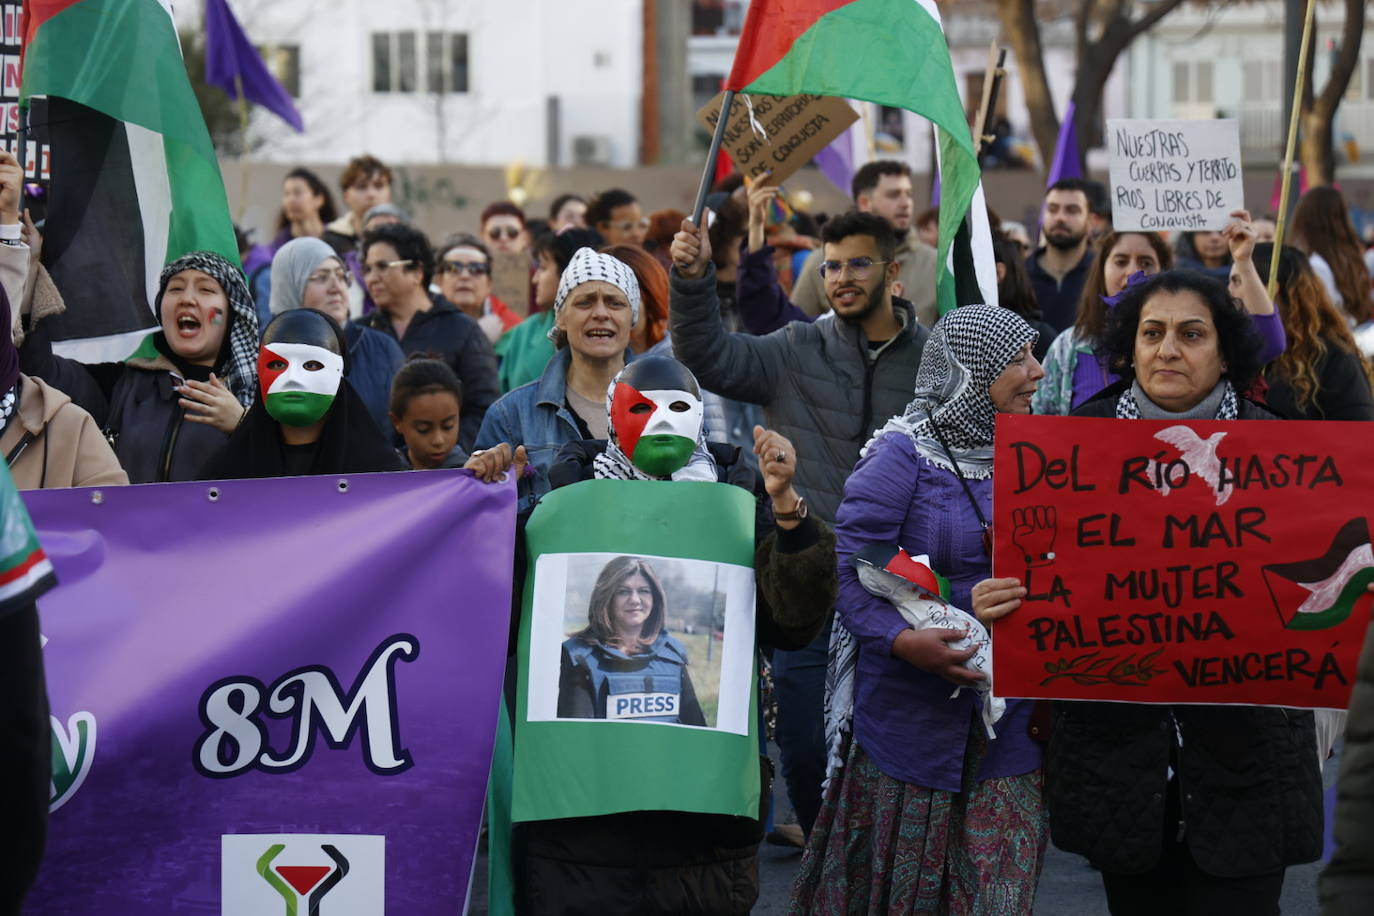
564 634 691 724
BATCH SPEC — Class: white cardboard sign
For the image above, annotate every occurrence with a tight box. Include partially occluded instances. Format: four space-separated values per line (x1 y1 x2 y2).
1107 119 1244 232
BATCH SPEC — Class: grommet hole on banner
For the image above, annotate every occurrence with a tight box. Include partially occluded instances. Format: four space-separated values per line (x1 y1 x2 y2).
89 490 103 505
337 479 350 494
207 487 220 503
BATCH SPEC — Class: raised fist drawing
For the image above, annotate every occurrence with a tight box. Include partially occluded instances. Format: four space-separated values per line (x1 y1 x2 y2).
1012 506 1057 568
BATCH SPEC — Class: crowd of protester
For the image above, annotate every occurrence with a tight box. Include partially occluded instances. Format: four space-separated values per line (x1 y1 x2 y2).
6 141 1374 915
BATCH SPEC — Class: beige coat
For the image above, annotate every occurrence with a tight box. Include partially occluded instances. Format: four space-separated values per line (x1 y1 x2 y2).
0 375 128 489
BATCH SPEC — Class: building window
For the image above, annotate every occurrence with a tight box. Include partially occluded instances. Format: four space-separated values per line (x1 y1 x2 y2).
1172 62 1189 105
372 31 468 94
257 44 300 97
1172 61 1214 105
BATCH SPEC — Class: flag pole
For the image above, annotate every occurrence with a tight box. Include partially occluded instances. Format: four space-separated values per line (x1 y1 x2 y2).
233 74 250 223
1268 0 1317 299
691 90 735 229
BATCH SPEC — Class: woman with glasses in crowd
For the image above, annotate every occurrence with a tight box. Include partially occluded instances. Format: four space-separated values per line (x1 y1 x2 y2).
480 202 530 257
269 237 405 434
357 222 500 451
435 234 522 346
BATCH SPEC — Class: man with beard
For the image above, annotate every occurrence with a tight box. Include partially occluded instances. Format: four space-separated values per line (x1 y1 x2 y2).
669 210 929 844
789 161 938 326
1026 178 1095 332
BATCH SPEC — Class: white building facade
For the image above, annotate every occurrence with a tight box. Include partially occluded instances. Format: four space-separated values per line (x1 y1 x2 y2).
178 0 645 167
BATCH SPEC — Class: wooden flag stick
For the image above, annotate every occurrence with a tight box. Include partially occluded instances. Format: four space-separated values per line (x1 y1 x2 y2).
1268 0 1317 299
690 90 735 229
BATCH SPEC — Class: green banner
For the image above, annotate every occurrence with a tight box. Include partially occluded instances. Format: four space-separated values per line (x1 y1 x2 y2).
512 480 760 822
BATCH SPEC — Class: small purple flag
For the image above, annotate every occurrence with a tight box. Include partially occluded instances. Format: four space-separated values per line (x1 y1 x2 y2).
204 0 304 132
815 129 855 197
1046 100 1081 187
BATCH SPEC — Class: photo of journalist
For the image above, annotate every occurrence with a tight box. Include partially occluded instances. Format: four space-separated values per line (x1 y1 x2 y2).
557 555 709 726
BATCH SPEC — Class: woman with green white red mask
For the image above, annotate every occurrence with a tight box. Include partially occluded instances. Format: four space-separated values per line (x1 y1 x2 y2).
200 309 402 479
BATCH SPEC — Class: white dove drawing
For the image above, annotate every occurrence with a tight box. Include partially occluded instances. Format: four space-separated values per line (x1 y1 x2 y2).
1152 425 1231 506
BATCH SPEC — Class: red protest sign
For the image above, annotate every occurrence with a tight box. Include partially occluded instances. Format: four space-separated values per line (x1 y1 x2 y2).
991 414 1373 709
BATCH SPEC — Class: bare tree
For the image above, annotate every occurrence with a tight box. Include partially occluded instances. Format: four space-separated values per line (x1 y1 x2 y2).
1298 0 1364 186
994 0 1190 176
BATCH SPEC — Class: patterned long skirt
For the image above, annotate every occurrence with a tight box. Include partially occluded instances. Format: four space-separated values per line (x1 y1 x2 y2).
789 733 1047 915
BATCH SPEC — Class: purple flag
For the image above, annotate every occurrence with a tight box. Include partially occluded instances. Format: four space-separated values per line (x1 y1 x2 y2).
24 471 514 913
1046 100 1081 187
815 130 855 196
204 0 305 132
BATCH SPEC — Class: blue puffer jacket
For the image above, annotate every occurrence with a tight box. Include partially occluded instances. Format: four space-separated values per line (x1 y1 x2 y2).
343 322 405 436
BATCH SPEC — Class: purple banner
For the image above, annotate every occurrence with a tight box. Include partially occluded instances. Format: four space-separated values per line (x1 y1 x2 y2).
21 471 515 914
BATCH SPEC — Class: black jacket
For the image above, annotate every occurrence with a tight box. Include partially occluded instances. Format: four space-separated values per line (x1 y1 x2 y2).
515 440 836 916
1264 340 1374 421
359 295 499 451
1046 384 1323 876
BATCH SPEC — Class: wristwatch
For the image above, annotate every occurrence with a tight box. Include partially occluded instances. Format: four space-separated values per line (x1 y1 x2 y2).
774 495 807 522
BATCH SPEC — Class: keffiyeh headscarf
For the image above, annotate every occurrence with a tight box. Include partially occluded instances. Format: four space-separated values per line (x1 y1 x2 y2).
591 361 717 483
156 251 260 407
548 247 641 343
865 304 1038 480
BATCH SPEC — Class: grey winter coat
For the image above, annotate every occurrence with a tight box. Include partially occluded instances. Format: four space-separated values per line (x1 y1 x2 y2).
669 263 929 523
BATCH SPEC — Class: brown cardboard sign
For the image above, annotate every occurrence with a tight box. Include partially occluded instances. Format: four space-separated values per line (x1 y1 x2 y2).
490 253 532 317
695 92 858 186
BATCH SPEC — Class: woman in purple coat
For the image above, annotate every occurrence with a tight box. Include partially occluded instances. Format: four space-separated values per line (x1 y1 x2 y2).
790 305 1048 914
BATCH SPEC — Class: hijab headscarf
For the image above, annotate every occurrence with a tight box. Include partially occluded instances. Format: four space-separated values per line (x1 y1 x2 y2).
155 252 259 407
866 304 1037 480
591 359 717 482
549 247 641 342
269 237 339 315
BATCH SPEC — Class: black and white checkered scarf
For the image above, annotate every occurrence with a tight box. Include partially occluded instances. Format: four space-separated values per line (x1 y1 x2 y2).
863 304 1038 480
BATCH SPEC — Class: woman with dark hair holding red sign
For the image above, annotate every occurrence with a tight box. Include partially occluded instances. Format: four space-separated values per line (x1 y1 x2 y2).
975 267 1324 916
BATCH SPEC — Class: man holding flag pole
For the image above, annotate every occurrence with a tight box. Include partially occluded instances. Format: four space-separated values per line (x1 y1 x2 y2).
672 0 1004 856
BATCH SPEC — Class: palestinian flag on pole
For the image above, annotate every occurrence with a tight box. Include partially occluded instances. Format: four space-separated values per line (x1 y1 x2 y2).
725 0 997 314
0 461 55 613
1263 517 1374 631
22 0 238 362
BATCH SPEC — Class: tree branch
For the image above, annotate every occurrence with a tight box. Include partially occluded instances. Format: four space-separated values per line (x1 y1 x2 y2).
1313 0 1365 119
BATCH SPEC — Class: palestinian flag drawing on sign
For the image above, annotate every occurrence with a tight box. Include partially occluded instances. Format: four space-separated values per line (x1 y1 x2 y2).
724 0 997 314
1263 517 1374 631
22 0 239 362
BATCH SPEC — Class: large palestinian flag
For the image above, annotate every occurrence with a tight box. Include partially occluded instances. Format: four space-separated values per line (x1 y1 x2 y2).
725 0 996 313
22 0 238 361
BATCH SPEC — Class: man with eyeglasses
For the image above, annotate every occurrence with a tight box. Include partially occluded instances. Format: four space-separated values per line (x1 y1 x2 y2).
435 234 521 346
588 188 649 248
480 202 529 257
788 161 938 327
670 209 930 842
358 223 500 451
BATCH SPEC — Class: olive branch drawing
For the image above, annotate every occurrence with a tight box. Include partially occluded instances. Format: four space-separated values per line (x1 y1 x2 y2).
1039 647 1165 687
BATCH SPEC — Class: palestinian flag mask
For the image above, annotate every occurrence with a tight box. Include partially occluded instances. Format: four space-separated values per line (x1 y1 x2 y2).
609 357 705 478
257 310 347 427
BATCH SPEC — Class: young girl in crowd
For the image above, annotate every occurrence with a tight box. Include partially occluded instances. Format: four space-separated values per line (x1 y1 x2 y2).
389 358 468 470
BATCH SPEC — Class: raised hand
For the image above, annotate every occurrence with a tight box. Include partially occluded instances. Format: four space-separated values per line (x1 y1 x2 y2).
670 215 713 280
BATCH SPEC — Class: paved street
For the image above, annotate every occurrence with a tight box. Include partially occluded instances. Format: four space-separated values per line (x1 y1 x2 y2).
473 741 1340 914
